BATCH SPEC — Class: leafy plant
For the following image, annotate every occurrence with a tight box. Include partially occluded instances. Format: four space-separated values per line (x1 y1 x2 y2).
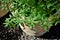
3 0 60 30
4 15 21 30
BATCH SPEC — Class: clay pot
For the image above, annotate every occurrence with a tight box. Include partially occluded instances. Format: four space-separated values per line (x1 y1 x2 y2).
19 23 51 36
0 10 8 18
0 1 9 18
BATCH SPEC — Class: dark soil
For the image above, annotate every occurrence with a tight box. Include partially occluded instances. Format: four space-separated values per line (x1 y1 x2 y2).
0 11 60 40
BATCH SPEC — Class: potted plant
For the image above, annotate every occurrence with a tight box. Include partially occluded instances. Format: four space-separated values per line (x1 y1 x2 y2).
4 0 60 36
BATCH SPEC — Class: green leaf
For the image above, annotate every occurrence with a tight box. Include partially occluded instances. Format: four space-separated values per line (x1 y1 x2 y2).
47 3 53 8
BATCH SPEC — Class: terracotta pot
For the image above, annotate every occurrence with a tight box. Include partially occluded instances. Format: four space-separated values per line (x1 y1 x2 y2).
0 1 9 18
0 10 8 18
19 23 51 36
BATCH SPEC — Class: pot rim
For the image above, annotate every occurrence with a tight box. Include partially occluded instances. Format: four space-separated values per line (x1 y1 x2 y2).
0 10 8 18
19 23 51 36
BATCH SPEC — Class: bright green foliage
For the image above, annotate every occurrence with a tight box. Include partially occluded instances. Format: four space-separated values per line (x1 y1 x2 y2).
4 15 21 30
3 0 60 30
